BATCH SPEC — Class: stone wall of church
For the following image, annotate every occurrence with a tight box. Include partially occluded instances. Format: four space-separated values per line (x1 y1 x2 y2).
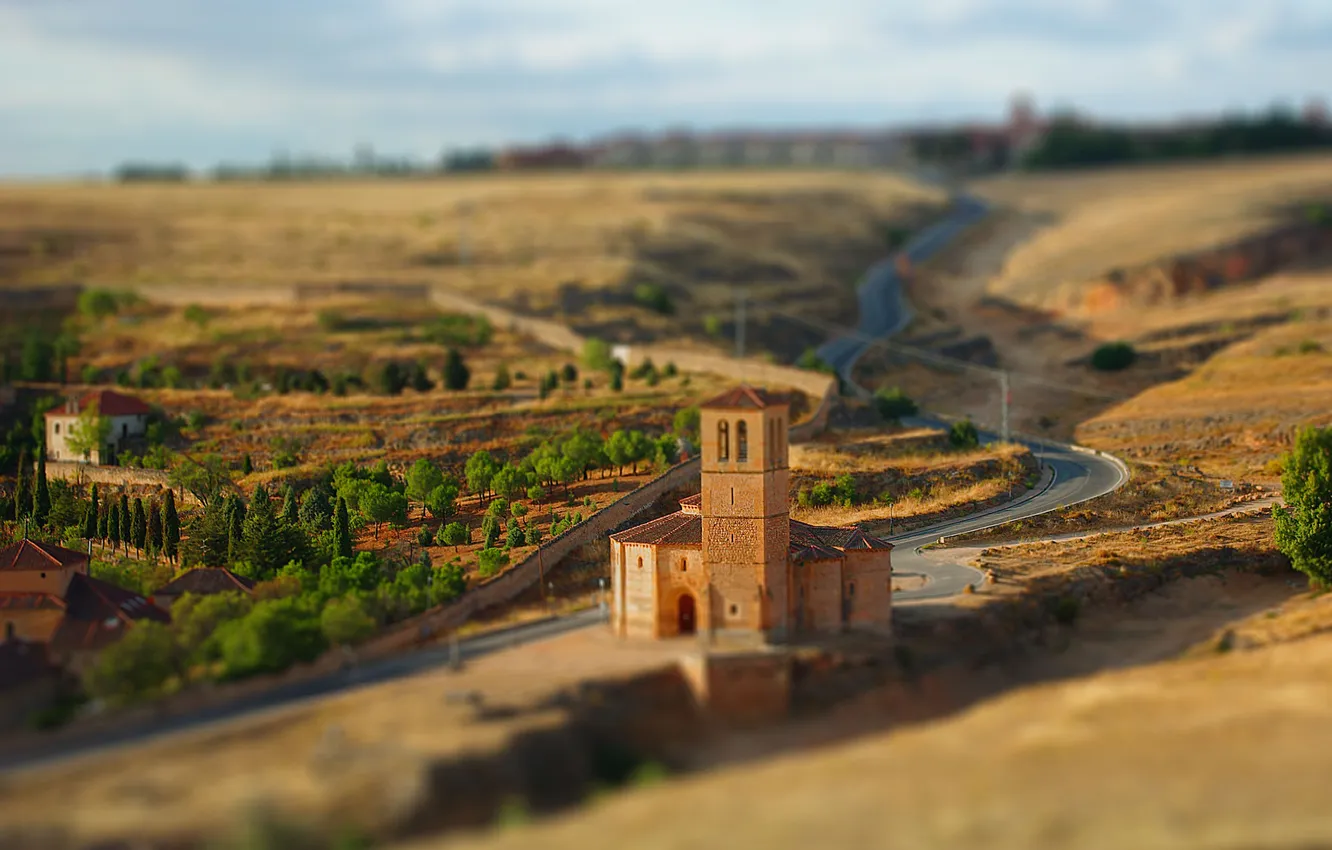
797 557 845 633
842 549 894 632
653 544 707 637
620 543 659 638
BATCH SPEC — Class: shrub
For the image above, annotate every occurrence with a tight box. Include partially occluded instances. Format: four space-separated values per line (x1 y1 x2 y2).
443 348 470 390
477 547 509 577
440 521 469 549
632 282 674 315
510 502 528 518
1090 341 1136 371
217 596 326 679
417 525 435 546
1298 339 1324 355
948 419 980 450
872 386 918 422
83 621 179 705
320 596 377 647
581 337 615 372
183 304 211 327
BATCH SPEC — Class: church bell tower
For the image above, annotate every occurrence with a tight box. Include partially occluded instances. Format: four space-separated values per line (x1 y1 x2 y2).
698 386 791 638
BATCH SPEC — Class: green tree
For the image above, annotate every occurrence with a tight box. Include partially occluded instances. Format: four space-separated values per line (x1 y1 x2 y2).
12 448 28 523
321 596 377 647
163 489 180 563
1090 341 1137 371
492 362 512 391
581 337 614 372
491 463 529 501
318 552 382 597
19 332 54 382
477 547 508 577
172 590 253 661
560 363 578 383
432 561 468 604
108 499 122 551
82 621 180 705
32 447 50 526
440 521 469 550
465 450 498 502
148 498 164 555
78 289 121 321
376 360 407 395
334 495 353 559
239 485 289 577
609 360 624 392
169 453 232 507
405 458 444 518
425 480 460 519
526 483 546 503
360 482 408 538
672 405 701 443
872 386 918 423
216 596 326 679
505 523 524 549
242 453 253 475
84 484 99 540
67 401 112 462
1274 426 1332 586
298 481 334 529
131 497 147 556
226 494 245 563
280 484 299 526
654 432 680 468
949 419 980 450
443 348 470 391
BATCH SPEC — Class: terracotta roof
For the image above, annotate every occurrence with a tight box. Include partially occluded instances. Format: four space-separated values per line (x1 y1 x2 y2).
788 521 846 561
699 385 789 411
0 639 57 691
45 389 151 418
47 573 169 653
679 494 701 507
154 568 256 598
0 539 89 572
611 512 702 546
790 521 893 552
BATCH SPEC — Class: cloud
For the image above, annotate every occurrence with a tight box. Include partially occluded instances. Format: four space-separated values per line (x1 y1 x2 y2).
0 0 1328 175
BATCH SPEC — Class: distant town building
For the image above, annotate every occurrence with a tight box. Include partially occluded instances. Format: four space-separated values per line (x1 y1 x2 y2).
0 539 168 671
44 389 151 464
609 386 893 641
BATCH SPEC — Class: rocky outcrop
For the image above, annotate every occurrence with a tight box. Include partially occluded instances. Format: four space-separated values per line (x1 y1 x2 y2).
1061 218 1332 316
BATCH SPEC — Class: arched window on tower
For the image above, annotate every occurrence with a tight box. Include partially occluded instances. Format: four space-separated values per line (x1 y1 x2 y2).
737 421 748 462
718 420 730 461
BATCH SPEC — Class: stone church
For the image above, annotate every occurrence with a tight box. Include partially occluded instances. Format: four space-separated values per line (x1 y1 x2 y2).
609 386 894 641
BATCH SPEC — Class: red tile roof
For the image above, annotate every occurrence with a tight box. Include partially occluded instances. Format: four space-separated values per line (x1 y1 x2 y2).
613 513 892 560
0 539 89 572
154 568 256 598
45 389 151 418
699 385 789 410
48 573 169 653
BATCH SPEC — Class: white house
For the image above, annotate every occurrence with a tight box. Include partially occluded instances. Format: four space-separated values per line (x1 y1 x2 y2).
45 389 151 465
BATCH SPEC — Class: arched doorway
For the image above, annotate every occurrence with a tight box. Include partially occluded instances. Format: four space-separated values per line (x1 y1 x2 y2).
677 593 697 635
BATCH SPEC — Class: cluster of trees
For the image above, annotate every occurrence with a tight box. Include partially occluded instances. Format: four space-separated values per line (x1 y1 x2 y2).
797 474 858 509
1091 342 1137 372
115 147 501 184
1023 108 1332 171
1 329 82 385
85 485 181 563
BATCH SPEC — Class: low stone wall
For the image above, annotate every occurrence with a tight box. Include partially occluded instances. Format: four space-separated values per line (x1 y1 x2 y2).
44 461 177 493
354 456 704 659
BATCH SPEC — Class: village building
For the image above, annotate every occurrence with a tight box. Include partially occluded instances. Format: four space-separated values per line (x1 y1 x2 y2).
152 568 255 610
0 539 168 671
44 389 151 465
609 386 893 641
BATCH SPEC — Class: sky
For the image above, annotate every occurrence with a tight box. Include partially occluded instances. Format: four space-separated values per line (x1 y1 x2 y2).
1 0 1330 176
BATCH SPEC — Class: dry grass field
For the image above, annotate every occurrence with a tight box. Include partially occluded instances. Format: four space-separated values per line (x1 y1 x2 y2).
1 171 942 354
972 152 1332 312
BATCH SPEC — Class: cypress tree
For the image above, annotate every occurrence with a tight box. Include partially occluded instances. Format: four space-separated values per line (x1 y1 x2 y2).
226 494 244 563
109 500 121 551
97 503 109 542
334 495 353 559
132 497 147 557
240 484 286 577
13 448 27 523
32 446 50 527
148 498 164 557
83 485 98 541
281 483 299 526
118 493 130 550
163 490 180 564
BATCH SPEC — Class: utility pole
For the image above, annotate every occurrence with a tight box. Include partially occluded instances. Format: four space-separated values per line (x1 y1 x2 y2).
1000 370 1011 443
734 287 747 359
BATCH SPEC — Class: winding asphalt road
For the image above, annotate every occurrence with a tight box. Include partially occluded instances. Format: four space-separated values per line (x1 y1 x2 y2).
0 183 1128 777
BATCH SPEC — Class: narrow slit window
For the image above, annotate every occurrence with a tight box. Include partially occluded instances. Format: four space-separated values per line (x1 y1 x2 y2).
718 420 730 461
737 420 748 462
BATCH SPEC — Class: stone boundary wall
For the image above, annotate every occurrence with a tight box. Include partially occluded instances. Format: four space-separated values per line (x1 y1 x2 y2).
354 455 704 659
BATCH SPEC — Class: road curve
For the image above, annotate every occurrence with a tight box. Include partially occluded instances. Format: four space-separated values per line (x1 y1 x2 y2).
814 185 1132 598
0 607 608 775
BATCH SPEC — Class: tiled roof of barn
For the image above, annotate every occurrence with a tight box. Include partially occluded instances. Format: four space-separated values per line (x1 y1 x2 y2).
790 521 893 551
48 573 170 653
0 539 89 572
699 385 789 410
154 568 256 597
